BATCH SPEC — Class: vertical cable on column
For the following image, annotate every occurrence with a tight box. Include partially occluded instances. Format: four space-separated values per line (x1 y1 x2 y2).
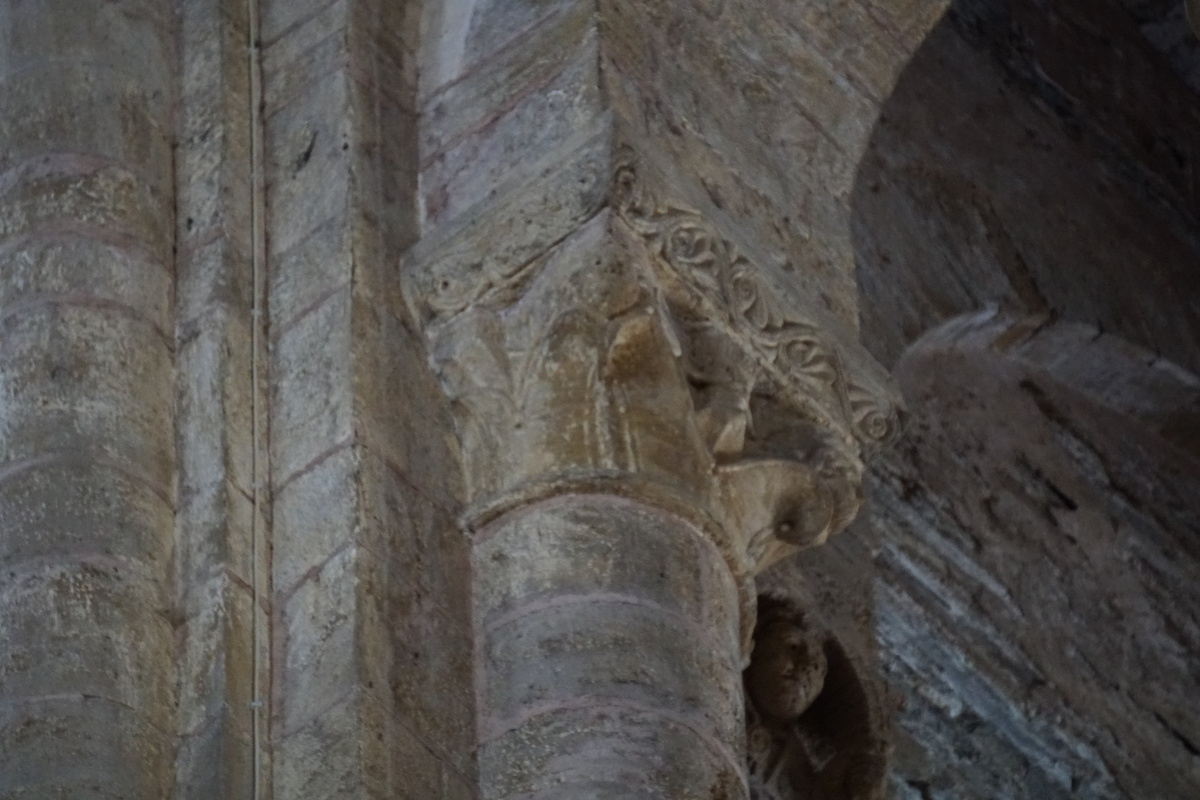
246 0 268 795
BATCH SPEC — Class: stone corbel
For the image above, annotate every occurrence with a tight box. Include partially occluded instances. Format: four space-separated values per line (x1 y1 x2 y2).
611 147 902 579
401 143 903 645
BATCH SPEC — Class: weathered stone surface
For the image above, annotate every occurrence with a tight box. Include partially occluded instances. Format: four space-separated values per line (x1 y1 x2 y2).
265 73 354 257
270 288 355 482
374 455 471 624
0 305 172 471
272 688 396 800
277 544 391 734
827 7 1200 796
0 237 171 332
0 1 177 792
404 6 922 789
6 1 1200 798
474 499 737 631
175 573 261 737
172 4 268 793
0 0 173 76
419 20 604 229
419 0 594 160
403 128 613 329
0 562 173 712
0 696 171 799
0 164 173 260
175 714 255 800
260 3 475 796
598 0 955 332
176 307 256 496
873 316 1200 799
0 63 172 200
391 585 476 777
472 497 745 798
353 300 462 507
853 9 1200 373
0 459 171 573
479 704 746 800
483 600 744 743
410 201 896 566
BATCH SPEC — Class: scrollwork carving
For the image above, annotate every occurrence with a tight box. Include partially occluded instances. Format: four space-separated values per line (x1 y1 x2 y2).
611 146 904 578
612 145 902 466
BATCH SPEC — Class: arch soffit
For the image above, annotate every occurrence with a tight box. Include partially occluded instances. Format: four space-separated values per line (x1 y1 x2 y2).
897 308 1200 463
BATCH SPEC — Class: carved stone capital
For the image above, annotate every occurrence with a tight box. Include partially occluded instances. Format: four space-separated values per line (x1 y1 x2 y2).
410 211 716 518
401 143 902 636
611 145 902 577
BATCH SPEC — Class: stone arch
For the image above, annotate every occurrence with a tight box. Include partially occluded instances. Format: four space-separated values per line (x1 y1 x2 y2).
873 308 1200 798
849 0 1200 371
906 307 1200 461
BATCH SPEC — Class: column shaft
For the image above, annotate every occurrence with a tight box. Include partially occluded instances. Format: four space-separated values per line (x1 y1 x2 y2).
474 496 748 800
0 1 177 796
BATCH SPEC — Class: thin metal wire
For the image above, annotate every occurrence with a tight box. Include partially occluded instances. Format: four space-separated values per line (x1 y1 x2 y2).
247 0 268 793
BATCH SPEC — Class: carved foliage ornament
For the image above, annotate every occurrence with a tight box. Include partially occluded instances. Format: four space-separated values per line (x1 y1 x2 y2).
612 148 902 467
403 144 903 581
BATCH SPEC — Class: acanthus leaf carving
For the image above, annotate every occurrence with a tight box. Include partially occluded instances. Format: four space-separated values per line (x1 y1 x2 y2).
414 211 718 521
404 144 903 589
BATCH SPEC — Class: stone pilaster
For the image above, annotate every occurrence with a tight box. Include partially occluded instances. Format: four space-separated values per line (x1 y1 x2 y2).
0 1 177 795
172 2 269 795
259 2 477 798
403 142 901 799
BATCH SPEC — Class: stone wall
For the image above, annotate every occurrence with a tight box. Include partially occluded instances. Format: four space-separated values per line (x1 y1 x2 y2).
875 317 1200 799
173 0 264 793
848 2 1200 797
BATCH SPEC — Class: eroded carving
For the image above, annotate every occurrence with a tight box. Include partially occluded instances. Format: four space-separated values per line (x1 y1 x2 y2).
402 143 902 588
613 146 902 463
418 213 714 514
611 146 901 575
745 597 888 800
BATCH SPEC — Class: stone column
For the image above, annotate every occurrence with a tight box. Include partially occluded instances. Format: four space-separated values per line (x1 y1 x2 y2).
403 148 901 799
0 1 177 796
475 497 744 798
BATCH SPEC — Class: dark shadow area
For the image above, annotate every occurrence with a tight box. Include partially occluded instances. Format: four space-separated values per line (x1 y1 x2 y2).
849 0 1200 373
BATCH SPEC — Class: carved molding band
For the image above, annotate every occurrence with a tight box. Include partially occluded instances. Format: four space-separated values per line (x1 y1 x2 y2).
612 146 902 466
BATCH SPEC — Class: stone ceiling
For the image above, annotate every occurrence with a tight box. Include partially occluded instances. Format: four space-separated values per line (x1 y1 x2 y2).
1120 0 1200 94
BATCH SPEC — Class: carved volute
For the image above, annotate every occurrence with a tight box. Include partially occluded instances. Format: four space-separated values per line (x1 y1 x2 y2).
401 141 903 652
